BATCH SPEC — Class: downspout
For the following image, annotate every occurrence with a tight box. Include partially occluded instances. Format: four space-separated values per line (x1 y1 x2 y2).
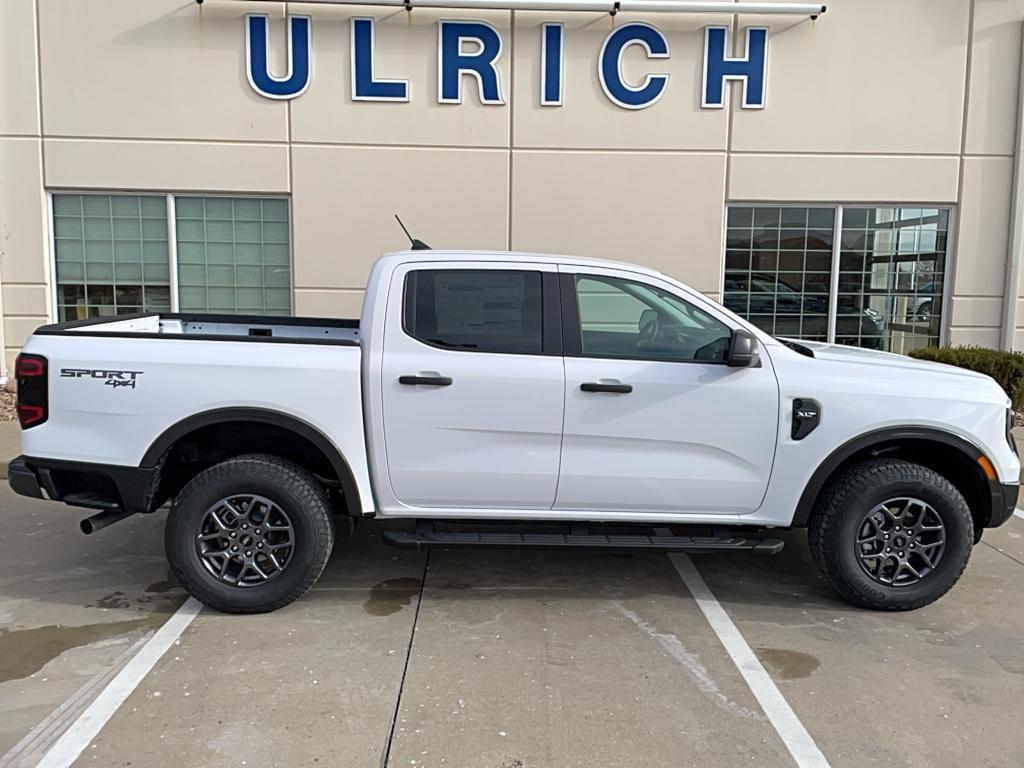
1000 24 1024 351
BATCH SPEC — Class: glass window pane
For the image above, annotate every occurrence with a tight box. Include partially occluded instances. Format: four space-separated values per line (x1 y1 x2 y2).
82 196 111 217
574 274 731 362
262 198 289 221
723 204 836 344
403 270 543 355
53 195 81 216
839 206 951 353
52 194 169 322
175 196 291 314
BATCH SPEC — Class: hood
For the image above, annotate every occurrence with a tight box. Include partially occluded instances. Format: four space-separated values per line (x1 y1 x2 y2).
778 339 994 383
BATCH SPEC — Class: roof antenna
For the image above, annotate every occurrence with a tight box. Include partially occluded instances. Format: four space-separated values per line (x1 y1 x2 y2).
394 214 432 251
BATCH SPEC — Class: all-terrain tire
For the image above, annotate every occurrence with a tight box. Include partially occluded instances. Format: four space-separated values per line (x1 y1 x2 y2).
807 459 973 611
165 454 334 614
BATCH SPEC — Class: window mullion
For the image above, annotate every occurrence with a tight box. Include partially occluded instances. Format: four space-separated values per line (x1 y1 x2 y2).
826 205 843 344
167 194 180 312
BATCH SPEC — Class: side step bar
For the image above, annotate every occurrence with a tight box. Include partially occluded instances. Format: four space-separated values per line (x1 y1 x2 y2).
383 521 784 554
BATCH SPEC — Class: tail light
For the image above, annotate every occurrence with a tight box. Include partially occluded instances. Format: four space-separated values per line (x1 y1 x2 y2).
15 353 48 429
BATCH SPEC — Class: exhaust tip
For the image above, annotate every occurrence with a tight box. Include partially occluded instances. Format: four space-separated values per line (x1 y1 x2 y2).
80 507 133 535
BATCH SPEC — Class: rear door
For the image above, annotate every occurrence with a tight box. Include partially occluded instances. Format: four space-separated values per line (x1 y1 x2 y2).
556 266 779 515
379 261 564 510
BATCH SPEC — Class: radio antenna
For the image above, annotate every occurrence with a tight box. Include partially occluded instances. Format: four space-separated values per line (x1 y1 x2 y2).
394 214 432 250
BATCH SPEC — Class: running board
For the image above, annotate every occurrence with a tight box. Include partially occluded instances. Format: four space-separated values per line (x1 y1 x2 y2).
382 521 784 554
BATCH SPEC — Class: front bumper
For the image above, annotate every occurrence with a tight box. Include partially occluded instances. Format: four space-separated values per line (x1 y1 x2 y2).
7 455 157 514
987 480 1020 528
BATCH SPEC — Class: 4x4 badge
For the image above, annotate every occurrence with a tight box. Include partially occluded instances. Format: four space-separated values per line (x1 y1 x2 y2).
60 368 143 390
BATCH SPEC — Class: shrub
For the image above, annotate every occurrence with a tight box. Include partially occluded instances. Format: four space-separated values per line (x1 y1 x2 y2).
909 346 1024 410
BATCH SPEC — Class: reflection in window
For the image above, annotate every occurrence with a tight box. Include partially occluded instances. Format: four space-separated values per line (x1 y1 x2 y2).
575 275 731 362
52 194 170 322
723 205 949 353
723 206 839 343
838 208 947 354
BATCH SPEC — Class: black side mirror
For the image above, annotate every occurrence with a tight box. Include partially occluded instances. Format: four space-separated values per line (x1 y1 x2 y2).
727 329 757 367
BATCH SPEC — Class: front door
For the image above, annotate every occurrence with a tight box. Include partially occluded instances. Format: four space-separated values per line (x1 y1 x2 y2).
380 262 564 510
555 267 779 515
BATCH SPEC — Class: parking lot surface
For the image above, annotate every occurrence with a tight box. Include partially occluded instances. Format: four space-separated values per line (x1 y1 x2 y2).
1 487 1023 767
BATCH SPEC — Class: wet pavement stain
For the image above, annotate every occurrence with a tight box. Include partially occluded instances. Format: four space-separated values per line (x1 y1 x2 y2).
89 591 132 610
363 577 422 616
0 612 171 684
754 647 821 680
145 579 180 594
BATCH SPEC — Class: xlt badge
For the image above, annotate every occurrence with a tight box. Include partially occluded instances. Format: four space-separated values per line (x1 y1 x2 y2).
792 398 821 440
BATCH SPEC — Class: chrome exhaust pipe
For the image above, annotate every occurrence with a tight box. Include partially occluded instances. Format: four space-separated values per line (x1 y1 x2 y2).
80 508 134 535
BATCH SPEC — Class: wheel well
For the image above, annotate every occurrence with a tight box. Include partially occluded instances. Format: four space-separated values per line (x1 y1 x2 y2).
146 415 361 516
797 436 993 532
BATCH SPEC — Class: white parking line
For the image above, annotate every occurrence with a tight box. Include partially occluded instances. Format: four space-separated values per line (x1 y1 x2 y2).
35 598 202 768
666 551 830 768
1014 507 1024 520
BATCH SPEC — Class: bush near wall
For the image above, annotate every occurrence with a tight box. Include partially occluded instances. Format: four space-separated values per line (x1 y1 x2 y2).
908 346 1024 410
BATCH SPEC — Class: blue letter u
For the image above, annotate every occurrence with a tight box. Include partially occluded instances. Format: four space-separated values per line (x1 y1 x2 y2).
246 15 311 100
598 23 669 110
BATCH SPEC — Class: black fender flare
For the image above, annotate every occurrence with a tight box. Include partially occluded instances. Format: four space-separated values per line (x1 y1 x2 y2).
791 426 989 527
141 407 363 516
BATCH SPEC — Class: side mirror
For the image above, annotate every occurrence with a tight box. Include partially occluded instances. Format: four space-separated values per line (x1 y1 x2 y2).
727 329 758 367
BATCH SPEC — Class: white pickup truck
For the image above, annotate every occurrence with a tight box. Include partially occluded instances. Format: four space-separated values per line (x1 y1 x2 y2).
9 251 1020 613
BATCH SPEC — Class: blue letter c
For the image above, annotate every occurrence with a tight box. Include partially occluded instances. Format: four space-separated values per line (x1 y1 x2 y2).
599 23 669 110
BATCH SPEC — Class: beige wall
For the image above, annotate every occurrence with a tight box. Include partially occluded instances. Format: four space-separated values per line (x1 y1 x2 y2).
4 0 1024 374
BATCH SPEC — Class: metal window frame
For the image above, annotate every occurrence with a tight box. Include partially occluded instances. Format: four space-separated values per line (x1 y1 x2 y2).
234 0 826 15
46 189 294 320
721 201 957 348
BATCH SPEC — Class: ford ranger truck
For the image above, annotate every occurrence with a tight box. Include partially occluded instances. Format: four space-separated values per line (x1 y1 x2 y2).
8 251 1020 613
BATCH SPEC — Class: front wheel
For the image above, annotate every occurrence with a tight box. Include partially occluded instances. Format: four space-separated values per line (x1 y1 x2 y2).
808 459 973 611
165 454 334 613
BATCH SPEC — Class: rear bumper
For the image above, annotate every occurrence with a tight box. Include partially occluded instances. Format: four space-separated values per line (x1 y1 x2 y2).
987 481 1019 528
7 455 157 514
8 458 43 500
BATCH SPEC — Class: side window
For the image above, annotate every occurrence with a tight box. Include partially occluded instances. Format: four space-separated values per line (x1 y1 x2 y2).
574 275 732 362
404 269 543 354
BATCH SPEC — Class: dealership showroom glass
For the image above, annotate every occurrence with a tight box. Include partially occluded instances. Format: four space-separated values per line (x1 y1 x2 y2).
1 0 1023 370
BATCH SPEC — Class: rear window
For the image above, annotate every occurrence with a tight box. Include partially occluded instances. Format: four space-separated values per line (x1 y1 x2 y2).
403 269 543 354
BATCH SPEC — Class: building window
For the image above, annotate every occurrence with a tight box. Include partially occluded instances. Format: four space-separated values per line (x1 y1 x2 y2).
837 208 948 353
52 194 170 322
723 205 949 353
52 193 291 321
176 197 291 315
724 207 836 344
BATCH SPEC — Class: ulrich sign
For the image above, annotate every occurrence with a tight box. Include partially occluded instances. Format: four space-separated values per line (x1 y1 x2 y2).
245 15 770 110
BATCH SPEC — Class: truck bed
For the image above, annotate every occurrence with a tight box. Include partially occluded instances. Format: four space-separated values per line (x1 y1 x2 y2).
35 312 360 345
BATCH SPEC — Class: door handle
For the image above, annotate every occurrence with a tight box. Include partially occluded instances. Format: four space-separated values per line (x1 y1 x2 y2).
399 375 453 386
580 382 632 394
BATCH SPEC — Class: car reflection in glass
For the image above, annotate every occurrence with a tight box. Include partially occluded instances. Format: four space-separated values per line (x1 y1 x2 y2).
723 272 884 350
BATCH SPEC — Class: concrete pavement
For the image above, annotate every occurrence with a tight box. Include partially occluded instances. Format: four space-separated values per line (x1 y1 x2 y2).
1 488 1024 767
0 420 19 480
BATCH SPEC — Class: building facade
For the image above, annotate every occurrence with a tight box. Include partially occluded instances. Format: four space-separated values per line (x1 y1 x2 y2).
2 0 1024 376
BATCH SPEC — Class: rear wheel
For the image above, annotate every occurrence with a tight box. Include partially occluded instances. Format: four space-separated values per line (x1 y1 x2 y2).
165 454 334 613
808 459 973 610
